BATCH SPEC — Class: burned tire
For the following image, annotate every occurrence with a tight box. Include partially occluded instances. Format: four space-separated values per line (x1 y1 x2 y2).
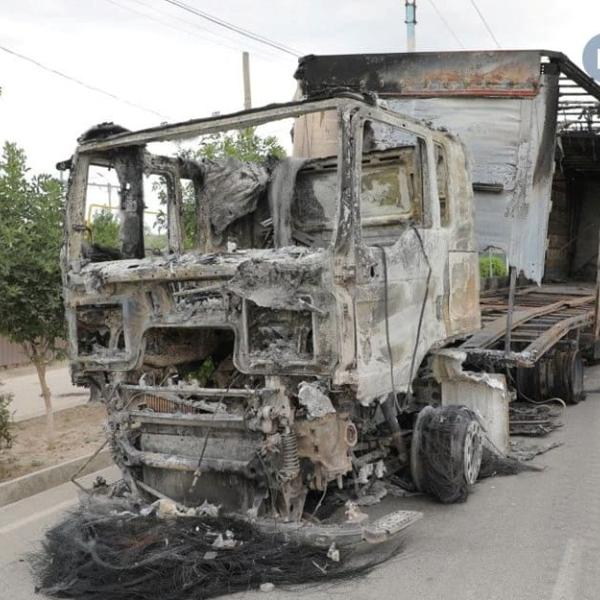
517 348 584 405
553 349 584 405
410 405 483 504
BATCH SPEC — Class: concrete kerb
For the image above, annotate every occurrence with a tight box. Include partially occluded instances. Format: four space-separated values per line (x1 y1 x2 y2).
0 449 113 507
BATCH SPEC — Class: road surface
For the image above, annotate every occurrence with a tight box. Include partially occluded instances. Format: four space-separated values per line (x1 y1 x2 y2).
2 367 600 600
0 363 88 421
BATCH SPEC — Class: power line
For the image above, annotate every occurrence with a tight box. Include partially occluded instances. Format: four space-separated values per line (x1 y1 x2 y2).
105 0 251 56
426 0 465 49
104 0 281 62
468 0 501 49
160 0 302 58
0 43 170 120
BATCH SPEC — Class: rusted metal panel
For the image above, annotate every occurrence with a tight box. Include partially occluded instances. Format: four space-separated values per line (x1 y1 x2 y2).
461 294 594 350
523 312 593 359
296 51 543 98
458 285 595 366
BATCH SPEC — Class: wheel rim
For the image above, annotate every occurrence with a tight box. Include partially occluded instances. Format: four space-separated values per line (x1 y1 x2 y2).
463 420 483 485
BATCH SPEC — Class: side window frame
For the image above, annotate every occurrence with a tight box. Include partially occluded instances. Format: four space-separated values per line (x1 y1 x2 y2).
352 112 434 247
79 152 186 262
434 142 450 227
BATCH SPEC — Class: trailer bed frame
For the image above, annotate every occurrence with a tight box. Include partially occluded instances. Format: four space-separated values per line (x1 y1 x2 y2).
458 284 596 367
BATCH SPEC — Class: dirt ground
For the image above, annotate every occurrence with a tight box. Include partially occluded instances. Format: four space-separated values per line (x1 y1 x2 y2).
0 403 106 482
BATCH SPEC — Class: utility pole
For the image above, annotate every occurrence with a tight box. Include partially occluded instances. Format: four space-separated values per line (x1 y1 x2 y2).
405 0 417 52
87 181 114 209
242 51 252 110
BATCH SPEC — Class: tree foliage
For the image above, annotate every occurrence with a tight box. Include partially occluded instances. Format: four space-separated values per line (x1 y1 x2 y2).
0 142 65 352
192 128 286 163
479 255 508 279
0 142 65 439
90 208 119 248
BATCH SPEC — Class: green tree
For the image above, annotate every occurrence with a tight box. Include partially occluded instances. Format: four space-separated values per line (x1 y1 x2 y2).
164 128 286 247
0 142 65 442
90 207 119 248
194 128 286 162
479 255 508 279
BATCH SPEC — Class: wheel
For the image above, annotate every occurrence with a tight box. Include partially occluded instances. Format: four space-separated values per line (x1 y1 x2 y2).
517 348 584 405
516 359 552 402
552 349 584 405
410 405 483 503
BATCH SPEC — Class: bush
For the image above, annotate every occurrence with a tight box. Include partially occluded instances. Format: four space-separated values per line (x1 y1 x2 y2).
0 393 14 449
90 208 119 248
480 255 507 279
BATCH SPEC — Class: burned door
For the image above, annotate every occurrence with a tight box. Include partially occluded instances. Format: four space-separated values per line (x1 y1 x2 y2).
353 116 450 403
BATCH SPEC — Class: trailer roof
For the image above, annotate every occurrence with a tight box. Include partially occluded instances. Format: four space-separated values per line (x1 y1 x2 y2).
296 50 600 133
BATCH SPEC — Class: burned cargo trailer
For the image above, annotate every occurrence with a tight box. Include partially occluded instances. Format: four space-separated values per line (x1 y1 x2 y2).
59 50 600 527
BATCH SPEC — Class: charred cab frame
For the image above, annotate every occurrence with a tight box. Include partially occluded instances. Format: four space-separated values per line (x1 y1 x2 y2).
60 95 477 529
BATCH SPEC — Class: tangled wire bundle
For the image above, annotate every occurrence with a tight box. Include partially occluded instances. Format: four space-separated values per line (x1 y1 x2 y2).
31 498 397 600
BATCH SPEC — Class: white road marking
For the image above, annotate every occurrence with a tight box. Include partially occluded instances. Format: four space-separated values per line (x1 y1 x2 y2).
0 498 76 536
551 538 583 600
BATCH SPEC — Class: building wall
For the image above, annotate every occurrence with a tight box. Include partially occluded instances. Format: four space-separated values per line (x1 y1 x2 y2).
544 172 572 281
0 337 29 369
572 177 600 281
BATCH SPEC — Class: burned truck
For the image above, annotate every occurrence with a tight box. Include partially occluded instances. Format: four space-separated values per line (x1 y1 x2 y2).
59 50 600 527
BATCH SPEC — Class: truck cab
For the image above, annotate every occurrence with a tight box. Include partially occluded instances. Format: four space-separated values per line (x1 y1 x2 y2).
60 95 480 522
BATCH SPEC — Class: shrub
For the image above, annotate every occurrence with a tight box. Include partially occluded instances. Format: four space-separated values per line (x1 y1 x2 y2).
0 393 14 449
90 208 119 248
480 255 508 279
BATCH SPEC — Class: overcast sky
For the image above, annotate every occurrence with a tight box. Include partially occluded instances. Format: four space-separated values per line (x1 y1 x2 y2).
1 0 599 175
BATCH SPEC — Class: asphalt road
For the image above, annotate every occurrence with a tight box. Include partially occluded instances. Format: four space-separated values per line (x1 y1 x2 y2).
1 364 87 421
2 367 600 600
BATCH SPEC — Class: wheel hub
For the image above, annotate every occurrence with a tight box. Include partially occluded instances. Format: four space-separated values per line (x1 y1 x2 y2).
463 420 483 485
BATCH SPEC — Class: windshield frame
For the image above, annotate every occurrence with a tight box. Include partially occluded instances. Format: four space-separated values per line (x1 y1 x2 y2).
63 97 440 268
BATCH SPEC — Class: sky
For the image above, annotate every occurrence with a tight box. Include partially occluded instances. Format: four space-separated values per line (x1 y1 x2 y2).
1 0 600 176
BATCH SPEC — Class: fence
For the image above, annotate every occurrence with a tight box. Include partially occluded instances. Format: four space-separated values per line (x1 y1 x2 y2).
0 337 29 369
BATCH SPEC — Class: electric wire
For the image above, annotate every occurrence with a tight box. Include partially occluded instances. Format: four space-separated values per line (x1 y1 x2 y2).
505 368 567 410
104 0 282 62
376 229 431 413
426 0 466 49
104 0 247 55
406 226 432 405
0 43 170 120
161 0 302 57
374 245 397 403
309 485 328 519
188 371 242 494
468 0 501 49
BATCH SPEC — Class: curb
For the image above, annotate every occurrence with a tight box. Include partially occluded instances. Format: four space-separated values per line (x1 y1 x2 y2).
0 449 113 507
